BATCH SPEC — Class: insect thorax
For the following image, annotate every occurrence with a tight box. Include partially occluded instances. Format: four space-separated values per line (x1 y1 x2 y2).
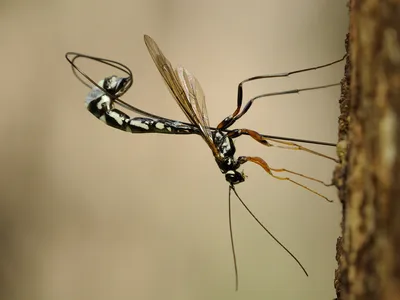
213 129 234 153
212 131 245 185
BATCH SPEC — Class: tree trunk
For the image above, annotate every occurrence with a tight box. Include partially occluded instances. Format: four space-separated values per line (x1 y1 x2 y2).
335 1 400 299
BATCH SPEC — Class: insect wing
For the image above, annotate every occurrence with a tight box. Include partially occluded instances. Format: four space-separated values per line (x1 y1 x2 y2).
143 36 190 119
144 35 217 153
176 66 213 142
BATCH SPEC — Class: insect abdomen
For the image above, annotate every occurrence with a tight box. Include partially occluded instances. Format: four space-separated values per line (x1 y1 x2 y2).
86 96 197 135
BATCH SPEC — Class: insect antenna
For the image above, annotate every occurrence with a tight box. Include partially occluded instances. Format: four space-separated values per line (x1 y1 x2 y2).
229 185 308 291
228 186 239 291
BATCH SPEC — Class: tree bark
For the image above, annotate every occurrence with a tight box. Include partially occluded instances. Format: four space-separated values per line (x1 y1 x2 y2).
335 1 400 299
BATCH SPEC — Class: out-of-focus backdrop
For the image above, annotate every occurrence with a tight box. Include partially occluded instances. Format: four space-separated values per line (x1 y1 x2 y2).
0 0 348 299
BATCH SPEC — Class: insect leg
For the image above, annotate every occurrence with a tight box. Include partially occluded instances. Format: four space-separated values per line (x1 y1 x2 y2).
237 156 334 202
217 55 346 130
228 129 339 163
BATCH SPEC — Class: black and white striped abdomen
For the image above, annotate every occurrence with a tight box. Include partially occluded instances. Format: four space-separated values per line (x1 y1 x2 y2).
86 92 198 135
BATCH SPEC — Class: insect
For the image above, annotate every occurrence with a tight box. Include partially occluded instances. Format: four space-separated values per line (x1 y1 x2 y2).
66 35 344 290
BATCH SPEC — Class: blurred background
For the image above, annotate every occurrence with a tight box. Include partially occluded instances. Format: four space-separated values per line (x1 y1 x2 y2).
0 0 348 299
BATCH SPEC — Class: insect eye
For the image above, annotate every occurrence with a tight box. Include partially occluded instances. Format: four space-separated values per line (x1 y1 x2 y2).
225 171 245 185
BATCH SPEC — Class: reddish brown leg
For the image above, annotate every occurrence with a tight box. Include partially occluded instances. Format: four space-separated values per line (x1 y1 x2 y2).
229 129 339 163
238 156 333 202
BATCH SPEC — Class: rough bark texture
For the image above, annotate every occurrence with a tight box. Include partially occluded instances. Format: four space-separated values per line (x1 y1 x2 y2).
335 0 400 299
334 31 350 299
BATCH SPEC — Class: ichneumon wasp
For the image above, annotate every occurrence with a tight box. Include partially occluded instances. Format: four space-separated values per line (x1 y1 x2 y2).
66 35 344 290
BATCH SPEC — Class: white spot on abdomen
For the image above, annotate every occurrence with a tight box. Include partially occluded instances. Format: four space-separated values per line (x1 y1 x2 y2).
130 120 149 130
108 111 124 125
155 122 165 130
97 95 111 110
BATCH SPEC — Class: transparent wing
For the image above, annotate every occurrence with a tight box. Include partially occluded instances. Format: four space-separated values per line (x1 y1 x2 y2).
176 66 213 141
144 35 216 153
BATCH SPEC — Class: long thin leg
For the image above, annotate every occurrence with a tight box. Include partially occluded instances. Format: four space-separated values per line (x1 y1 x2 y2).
237 156 334 202
69 53 341 147
232 83 340 126
228 129 339 163
217 55 346 130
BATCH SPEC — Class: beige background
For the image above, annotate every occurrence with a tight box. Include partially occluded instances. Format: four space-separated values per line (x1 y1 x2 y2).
0 0 348 299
